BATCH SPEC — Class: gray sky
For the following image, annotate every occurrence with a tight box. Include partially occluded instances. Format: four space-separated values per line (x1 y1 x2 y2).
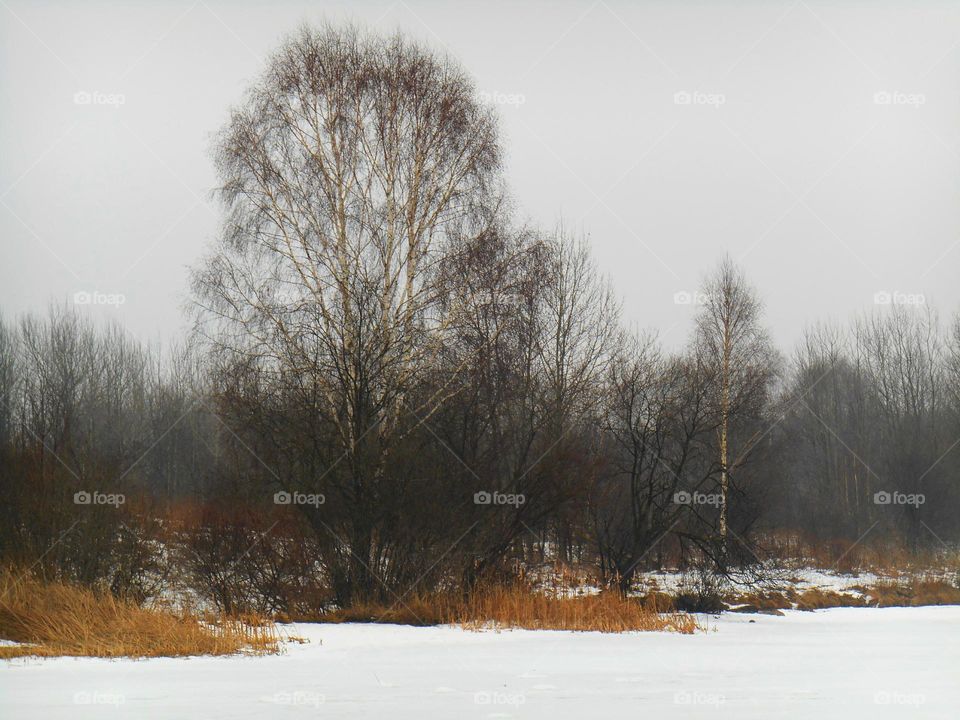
3 0 960 350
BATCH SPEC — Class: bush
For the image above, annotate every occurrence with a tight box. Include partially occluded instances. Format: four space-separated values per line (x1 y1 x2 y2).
172 503 329 615
674 564 728 613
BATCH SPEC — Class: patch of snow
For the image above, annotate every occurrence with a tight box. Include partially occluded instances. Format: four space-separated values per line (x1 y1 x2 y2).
787 568 879 592
1 607 957 718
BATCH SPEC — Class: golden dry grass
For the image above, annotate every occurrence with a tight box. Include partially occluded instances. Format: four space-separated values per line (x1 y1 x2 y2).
785 580 960 610
454 587 699 633
855 580 960 607
638 591 678 612
733 590 795 610
320 585 699 634
794 588 867 609
315 595 449 626
0 568 280 659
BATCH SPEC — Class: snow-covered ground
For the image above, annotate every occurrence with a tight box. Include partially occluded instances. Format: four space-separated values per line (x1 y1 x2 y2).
1 607 957 718
537 566 895 600
634 567 883 596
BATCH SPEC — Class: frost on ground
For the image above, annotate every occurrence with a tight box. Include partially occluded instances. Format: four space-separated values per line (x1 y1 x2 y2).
1 606 956 719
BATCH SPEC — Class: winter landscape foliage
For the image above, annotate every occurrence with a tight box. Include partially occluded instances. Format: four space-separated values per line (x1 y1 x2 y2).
1 16 958 720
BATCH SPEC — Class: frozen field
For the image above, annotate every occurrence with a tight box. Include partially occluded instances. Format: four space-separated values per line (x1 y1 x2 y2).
1 606 957 719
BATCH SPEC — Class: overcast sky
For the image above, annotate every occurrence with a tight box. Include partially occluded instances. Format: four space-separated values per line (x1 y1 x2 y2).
3 0 960 350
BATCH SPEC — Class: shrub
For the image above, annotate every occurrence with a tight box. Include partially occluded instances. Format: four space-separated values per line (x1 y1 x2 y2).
674 564 728 613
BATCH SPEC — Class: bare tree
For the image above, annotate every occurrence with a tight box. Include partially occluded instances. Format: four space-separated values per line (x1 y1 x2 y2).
853 306 947 547
781 323 872 538
538 226 621 434
949 312 960 416
594 333 716 591
694 257 776 557
192 24 503 603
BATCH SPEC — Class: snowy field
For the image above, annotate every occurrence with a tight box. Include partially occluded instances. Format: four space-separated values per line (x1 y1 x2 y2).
1 607 957 719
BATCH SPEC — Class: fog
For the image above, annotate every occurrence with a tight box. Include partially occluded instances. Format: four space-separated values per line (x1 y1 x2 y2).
3 0 959 349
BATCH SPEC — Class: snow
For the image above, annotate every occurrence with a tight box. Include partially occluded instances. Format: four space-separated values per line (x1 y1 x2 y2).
786 568 879 591
633 567 883 597
1 607 957 718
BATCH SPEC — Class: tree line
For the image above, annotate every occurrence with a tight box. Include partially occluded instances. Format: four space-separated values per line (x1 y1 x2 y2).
1 24 957 612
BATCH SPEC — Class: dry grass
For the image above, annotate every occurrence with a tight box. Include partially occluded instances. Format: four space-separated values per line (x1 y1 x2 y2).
319 585 699 634
0 568 280 659
695 576 960 611
521 561 599 598
638 591 678 612
792 580 960 610
794 588 866 609
455 587 699 633
760 531 960 578
855 580 960 608
314 595 449 626
733 590 795 610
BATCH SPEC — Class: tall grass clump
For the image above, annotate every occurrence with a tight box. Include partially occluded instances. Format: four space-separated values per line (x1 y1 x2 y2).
0 568 280 659
321 583 699 634
453 586 699 633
